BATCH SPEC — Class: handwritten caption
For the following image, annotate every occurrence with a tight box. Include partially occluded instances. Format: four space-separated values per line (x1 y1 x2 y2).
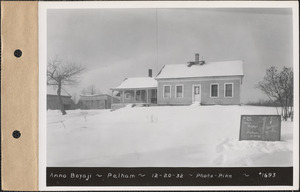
48 171 279 181
47 167 292 186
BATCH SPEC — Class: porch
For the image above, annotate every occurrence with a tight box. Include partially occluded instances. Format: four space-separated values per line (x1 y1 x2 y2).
111 88 157 105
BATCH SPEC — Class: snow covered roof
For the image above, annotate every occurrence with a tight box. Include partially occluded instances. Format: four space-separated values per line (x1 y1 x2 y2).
47 86 71 97
156 60 244 79
80 94 118 99
80 94 105 97
112 77 158 90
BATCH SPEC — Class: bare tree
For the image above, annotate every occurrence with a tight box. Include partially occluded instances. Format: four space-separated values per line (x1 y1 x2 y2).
72 92 78 104
83 84 101 95
47 58 85 115
81 88 87 96
97 88 102 95
87 84 97 95
257 66 293 121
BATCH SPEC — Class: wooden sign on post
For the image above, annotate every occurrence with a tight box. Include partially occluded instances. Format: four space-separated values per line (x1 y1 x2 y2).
239 115 281 141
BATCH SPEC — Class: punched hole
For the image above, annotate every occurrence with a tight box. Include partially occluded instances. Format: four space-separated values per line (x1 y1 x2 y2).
12 130 21 139
14 49 22 58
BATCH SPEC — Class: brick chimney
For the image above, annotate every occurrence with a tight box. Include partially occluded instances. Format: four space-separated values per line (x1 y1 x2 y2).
148 69 152 77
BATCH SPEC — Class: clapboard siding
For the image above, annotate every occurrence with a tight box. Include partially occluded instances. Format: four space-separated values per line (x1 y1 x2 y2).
157 76 242 105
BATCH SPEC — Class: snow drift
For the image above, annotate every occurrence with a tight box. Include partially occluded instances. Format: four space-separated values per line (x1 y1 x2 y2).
47 105 293 167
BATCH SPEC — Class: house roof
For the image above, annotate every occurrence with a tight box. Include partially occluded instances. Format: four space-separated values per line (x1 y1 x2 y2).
47 86 71 97
111 77 158 90
155 60 244 79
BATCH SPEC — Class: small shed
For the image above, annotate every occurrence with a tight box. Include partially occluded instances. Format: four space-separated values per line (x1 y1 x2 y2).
47 87 75 110
78 94 120 109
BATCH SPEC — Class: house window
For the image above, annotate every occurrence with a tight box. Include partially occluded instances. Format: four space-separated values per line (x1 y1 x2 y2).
210 84 219 98
225 83 233 97
124 91 134 100
125 93 131 99
163 85 171 98
194 86 200 95
175 85 183 98
151 89 156 97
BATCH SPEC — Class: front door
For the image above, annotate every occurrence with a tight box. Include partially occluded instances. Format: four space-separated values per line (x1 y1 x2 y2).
193 85 201 102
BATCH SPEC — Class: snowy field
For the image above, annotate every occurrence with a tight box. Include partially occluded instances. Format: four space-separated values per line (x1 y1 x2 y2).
47 105 293 167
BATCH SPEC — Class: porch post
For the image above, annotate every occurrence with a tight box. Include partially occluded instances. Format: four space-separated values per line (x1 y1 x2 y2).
111 90 113 106
122 90 125 104
134 90 136 102
146 89 149 104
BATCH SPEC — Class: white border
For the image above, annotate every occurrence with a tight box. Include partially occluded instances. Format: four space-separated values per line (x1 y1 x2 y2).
39 1 299 191
224 83 234 98
39 2 47 190
292 1 299 189
175 84 184 98
210 83 219 98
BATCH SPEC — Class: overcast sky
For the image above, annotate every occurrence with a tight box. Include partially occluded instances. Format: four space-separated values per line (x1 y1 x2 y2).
47 8 293 103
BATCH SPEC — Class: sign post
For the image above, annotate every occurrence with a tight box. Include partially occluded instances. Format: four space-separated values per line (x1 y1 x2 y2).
239 115 281 141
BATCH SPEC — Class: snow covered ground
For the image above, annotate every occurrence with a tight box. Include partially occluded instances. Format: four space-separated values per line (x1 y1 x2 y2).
47 105 293 167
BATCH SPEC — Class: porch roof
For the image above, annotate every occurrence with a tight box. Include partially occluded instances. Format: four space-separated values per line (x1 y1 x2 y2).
79 94 119 101
111 77 158 90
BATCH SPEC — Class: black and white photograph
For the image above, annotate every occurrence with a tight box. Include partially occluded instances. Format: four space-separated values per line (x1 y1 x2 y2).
39 1 299 189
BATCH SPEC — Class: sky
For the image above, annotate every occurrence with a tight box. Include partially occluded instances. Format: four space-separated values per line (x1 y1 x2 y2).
47 8 294 103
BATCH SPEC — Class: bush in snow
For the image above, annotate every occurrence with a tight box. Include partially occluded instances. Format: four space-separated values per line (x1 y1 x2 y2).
81 111 89 122
148 114 157 123
257 66 293 121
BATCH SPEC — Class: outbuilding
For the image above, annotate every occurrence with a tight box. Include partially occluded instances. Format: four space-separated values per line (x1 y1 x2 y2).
47 87 76 110
78 94 120 109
